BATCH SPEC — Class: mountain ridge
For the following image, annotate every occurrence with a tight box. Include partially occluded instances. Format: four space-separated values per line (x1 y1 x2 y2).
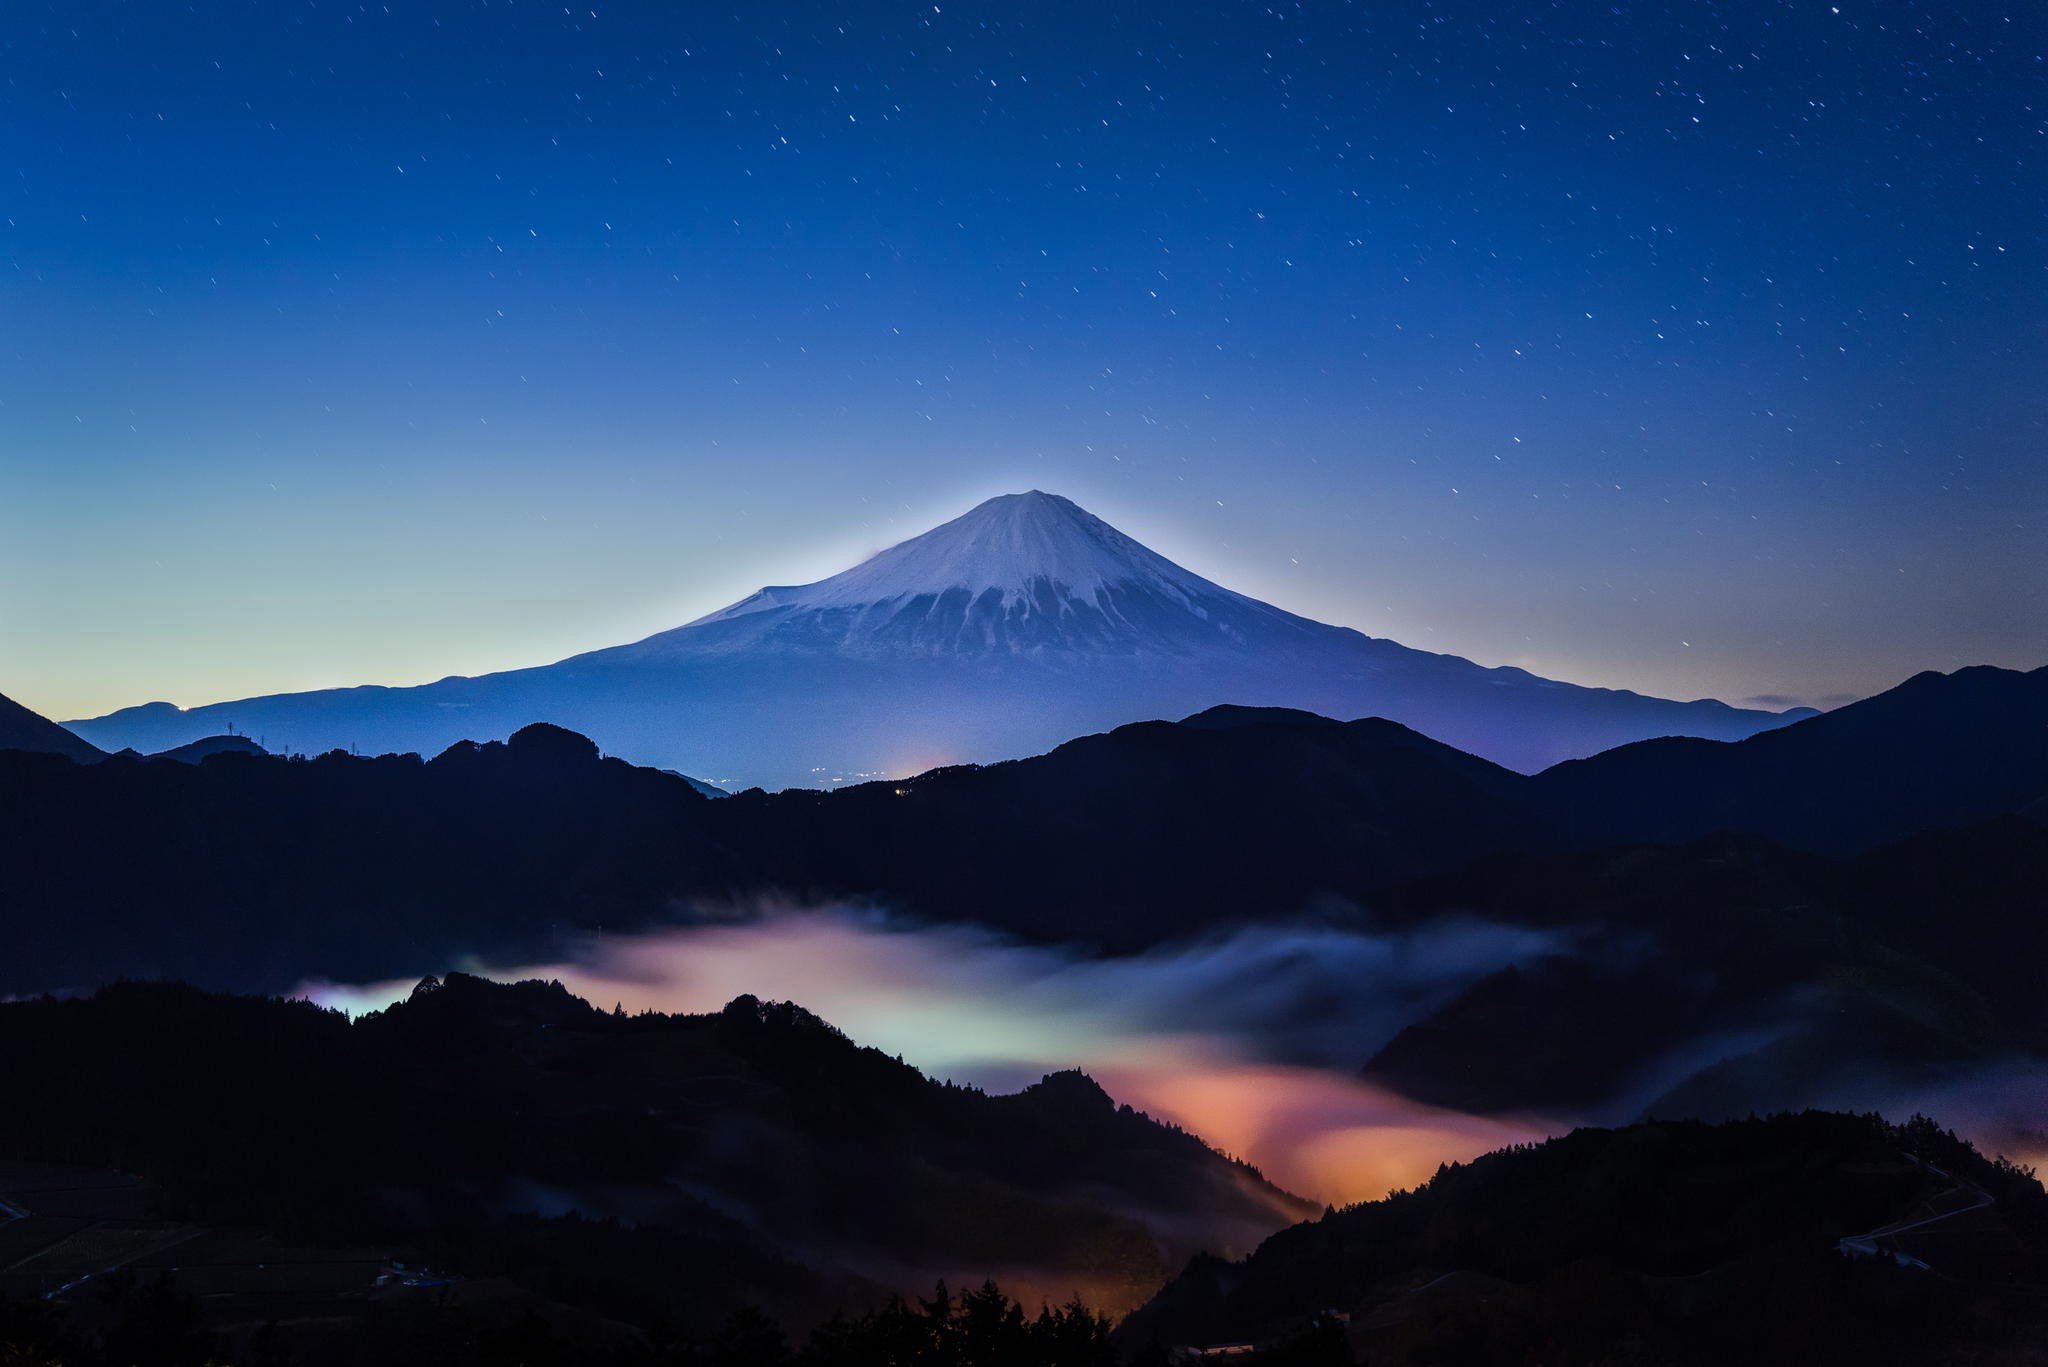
68 491 1809 785
0 690 104 764
0 973 1313 1326
9 663 2042 992
8 664 2048 1164
1535 662 2048 854
1120 1111 2048 1361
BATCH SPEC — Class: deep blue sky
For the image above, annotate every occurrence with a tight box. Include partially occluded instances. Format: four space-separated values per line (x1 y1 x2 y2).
4 0 2042 719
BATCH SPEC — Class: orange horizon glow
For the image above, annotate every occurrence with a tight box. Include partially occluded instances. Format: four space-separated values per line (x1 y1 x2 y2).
302 909 1561 1207
301 906 2048 1209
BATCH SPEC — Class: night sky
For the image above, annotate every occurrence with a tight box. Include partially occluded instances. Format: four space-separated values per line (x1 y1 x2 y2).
4 0 2042 721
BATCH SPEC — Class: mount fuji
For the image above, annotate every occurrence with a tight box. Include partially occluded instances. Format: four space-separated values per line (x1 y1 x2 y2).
70 491 1806 788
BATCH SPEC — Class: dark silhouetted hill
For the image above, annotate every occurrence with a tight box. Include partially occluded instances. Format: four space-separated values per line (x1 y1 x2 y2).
147 733 269 764
6 667 2048 995
1120 1111 2048 1365
0 705 1559 989
0 976 1310 1332
0 722 746 992
0 689 102 763
1537 664 2048 855
1357 821 2048 1115
718 705 1556 947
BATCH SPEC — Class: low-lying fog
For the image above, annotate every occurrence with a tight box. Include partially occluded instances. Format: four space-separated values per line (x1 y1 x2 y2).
303 906 2048 1207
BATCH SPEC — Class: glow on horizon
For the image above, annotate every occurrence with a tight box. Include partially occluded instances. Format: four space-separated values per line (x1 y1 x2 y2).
301 906 2048 1205
301 908 1561 1207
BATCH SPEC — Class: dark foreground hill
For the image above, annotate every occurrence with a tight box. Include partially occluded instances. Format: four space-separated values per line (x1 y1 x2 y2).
0 976 1309 1338
9 1098 2039 1367
1120 1110 2048 1366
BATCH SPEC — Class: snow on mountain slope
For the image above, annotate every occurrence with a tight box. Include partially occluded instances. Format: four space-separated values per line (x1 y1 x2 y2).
696 491 1205 619
618 490 1297 659
69 492 1807 788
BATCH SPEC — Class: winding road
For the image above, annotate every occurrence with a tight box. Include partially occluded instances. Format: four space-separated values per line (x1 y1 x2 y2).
1836 1161 1995 1273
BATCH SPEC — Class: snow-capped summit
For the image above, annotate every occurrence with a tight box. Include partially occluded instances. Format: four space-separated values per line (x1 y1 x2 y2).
701 491 1215 617
629 490 1270 659
69 491 1809 788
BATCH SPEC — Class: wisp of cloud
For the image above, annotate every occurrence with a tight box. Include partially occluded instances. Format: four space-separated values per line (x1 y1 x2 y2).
306 903 2048 1205
306 906 1563 1204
